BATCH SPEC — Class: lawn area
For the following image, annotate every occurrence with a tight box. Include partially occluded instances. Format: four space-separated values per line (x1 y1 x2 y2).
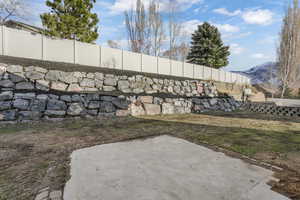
0 111 300 200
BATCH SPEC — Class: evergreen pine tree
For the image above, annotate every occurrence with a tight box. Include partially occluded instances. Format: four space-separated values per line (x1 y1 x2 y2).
40 0 99 43
187 22 230 69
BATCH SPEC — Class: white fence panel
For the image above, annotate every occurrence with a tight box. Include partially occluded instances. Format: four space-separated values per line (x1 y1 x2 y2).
158 58 171 75
76 41 99 67
225 72 232 83
211 68 219 81
101 47 122 69
123 51 141 72
231 73 237 83
171 61 183 77
5 27 42 60
219 70 226 82
44 37 74 63
194 65 204 79
203 66 212 80
183 63 193 78
142 54 157 74
0 26 3 55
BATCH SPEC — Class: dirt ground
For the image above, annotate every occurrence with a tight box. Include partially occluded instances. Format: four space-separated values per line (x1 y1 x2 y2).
0 111 299 200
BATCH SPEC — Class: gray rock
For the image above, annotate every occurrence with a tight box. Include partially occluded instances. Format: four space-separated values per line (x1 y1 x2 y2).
6 65 23 73
47 99 67 110
51 82 68 91
9 74 25 83
209 98 218 106
144 104 161 115
19 111 42 120
133 88 144 94
13 99 30 110
25 71 44 80
0 110 16 121
60 72 78 84
48 94 59 100
14 93 35 100
139 96 153 104
174 106 186 114
130 104 145 116
34 66 48 74
36 80 50 91
37 94 48 100
0 101 11 110
95 80 103 88
118 80 130 90
67 103 85 116
99 102 116 113
68 84 83 92
103 86 116 92
87 110 98 116
45 110 66 117
88 101 100 109
153 97 163 105
86 94 100 101
112 99 130 109
116 110 130 117
0 80 14 88
87 73 95 79
72 95 84 102
95 72 104 80
80 78 95 88
30 99 47 112
162 103 175 114
104 77 117 86
15 82 34 90
100 96 116 102
45 71 62 81
60 95 72 102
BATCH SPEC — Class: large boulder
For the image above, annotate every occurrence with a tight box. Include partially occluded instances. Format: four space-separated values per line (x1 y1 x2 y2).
0 91 13 101
47 99 67 110
144 104 161 115
130 104 145 116
162 103 175 115
13 99 30 110
0 80 14 88
67 103 85 116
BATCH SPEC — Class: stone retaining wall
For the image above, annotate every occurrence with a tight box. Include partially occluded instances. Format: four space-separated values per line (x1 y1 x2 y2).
0 63 241 122
243 102 300 117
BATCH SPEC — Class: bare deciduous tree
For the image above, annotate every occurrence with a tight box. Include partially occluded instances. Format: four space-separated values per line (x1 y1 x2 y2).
124 0 165 56
148 0 165 56
277 0 300 98
162 42 189 61
124 0 148 53
167 0 183 60
0 0 29 24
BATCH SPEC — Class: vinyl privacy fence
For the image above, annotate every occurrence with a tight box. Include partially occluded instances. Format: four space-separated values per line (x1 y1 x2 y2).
0 25 250 84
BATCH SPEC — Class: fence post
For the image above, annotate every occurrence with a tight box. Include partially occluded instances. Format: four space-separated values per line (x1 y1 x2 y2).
157 56 159 74
121 49 124 70
99 45 101 67
1 25 5 56
140 53 143 72
193 64 195 79
41 34 44 60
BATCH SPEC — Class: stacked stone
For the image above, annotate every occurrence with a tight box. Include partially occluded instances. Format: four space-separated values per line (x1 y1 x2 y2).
0 91 131 122
192 97 241 113
243 102 300 117
0 63 218 97
129 96 193 116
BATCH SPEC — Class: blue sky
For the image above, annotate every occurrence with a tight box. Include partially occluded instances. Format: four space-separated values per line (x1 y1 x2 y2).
26 0 286 71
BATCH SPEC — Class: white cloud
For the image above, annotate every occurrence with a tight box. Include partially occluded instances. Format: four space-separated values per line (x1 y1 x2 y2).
181 19 202 35
108 0 203 14
182 20 240 36
230 43 245 55
251 53 268 59
242 9 274 25
214 24 240 33
213 8 241 16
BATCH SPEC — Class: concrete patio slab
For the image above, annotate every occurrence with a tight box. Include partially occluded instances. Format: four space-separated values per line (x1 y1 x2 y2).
64 135 290 200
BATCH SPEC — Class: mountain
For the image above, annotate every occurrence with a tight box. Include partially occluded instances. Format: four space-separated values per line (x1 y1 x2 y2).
231 62 279 85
